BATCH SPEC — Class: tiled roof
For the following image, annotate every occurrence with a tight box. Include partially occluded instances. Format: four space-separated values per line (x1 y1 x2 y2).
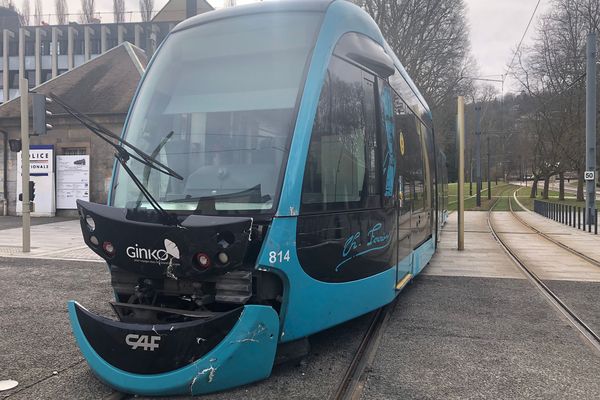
0 42 147 118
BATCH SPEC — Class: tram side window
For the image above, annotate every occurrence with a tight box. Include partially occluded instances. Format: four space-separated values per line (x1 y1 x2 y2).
301 57 380 213
393 91 424 211
418 121 431 211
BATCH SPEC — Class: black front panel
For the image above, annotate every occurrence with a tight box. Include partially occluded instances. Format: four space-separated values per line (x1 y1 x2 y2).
297 209 396 283
75 304 242 374
77 200 252 280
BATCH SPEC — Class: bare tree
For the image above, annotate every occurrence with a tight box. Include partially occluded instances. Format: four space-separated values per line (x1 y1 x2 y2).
21 0 30 25
357 0 474 111
113 0 125 23
514 0 600 200
224 0 236 7
139 0 154 22
80 0 96 23
34 0 42 25
352 0 474 183
55 0 68 25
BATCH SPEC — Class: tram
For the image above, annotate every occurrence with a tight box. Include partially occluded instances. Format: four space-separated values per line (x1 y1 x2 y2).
67 0 448 395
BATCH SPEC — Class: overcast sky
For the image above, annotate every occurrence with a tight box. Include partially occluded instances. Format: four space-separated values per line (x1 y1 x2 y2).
25 0 552 93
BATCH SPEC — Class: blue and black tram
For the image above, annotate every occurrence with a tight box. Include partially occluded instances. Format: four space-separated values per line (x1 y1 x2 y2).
68 0 448 395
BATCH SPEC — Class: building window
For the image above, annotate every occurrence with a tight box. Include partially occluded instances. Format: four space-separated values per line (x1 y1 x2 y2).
25 40 35 56
26 70 35 87
42 69 52 82
9 71 19 88
41 40 52 56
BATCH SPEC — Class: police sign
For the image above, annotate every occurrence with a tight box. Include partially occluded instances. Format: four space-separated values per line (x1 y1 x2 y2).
584 171 595 181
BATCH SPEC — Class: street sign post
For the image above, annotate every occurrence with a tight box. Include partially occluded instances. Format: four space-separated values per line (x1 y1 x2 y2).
585 32 597 228
19 78 30 253
585 171 595 181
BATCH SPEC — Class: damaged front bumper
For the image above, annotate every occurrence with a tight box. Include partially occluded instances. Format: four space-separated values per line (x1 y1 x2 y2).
67 301 279 396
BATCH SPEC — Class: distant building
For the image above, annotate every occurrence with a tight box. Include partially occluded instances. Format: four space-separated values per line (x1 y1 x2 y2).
0 0 215 216
0 43 146 215
0 0 213 103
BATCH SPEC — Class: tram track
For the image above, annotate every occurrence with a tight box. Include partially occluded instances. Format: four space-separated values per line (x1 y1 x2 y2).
332 184 524 400
488 191 600 354
331 298 398 400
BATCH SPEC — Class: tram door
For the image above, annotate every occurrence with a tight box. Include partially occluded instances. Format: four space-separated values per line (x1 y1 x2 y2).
381 83 411 285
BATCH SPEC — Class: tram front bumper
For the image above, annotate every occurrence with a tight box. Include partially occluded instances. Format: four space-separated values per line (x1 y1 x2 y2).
67 301 279 396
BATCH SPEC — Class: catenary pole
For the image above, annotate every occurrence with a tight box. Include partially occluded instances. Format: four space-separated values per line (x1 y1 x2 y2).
458 97 465 250
475 105 482 207
20 78 30 253
585 32 597 227
487 136 491 200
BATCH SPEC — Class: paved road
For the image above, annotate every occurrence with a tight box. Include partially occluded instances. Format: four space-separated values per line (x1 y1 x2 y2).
2 211 600 399
0 256 370 400
361 275 600 400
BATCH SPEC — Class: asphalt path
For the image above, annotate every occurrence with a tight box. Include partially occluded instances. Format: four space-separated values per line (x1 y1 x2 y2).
3 258 600 399
0 256 370 400
0 257 112 399
361 275 600 399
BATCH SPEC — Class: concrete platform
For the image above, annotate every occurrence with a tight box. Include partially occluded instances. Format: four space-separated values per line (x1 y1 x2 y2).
491 211 600 282
513 200 600 264
424 212 524 279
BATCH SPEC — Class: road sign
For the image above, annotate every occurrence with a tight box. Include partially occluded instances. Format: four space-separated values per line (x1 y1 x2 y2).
584 171 595 181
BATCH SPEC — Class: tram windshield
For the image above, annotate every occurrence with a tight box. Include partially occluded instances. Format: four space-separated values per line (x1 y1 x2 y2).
112 11 321 214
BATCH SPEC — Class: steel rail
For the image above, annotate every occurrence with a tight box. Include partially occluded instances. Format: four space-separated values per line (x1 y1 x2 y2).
509 191 600 268
488 193 600 353
331 299 396 400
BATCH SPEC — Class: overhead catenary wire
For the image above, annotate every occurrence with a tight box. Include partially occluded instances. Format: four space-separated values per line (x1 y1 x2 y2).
504 0 543 83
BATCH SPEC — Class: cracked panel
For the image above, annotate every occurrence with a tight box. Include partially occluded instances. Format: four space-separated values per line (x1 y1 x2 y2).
189 361 218 394
231 322 267 344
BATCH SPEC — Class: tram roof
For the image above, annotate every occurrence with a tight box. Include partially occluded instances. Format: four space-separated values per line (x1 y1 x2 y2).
169 0 431 116
172 1 333 33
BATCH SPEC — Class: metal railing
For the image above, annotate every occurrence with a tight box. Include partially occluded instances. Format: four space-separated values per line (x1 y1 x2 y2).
533 200 598 234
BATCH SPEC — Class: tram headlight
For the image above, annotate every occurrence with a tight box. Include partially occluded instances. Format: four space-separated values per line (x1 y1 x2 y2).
217 251 229 266
90 235 99 246
85 214 96 232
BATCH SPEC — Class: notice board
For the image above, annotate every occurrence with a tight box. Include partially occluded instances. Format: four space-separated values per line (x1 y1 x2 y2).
56 155 90 209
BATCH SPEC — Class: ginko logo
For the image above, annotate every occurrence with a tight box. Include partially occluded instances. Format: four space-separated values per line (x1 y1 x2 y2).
126 244 169 261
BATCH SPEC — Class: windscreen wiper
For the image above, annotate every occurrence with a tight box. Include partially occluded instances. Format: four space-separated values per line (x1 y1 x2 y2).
136 131 175 207
48 93 181 225
49 93 183 180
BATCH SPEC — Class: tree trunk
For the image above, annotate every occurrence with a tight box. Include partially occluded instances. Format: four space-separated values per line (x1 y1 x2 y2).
542 176 550 200
530 177 539 198
577 169 585 201
559 172 565 201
